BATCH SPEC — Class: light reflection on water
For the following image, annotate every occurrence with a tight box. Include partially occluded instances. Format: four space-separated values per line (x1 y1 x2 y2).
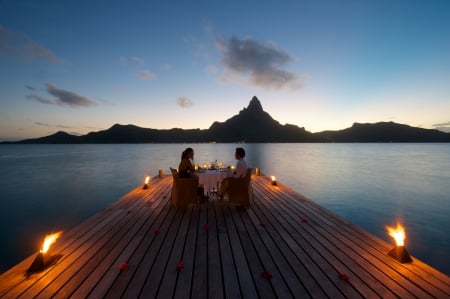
0 143 449 275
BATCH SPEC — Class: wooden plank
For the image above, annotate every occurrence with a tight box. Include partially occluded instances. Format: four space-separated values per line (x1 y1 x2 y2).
190 202 209 299
252 184 359 298
261 178 450 297
37 194 162 298
156 203 194 298
250 189 350 298
252 181 376 298
173 204 200 299
0 185 150 296
289 189 450 294
253 177 444 298
3 209 124 299
207 200 224 299
77 182 172 298
222 204 259 298
12 177 170 298
1 175 448 299
136 207 186 298
239 206 312 298
102 193 174 298
215 199 241 299
228 205 280 298
118 201 179 298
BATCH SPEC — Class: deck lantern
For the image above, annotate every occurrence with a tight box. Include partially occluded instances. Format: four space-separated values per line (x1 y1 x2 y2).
386 222 412 263
27 231 63 273
255 167 260 176
143 176 150 190
271 176 278 186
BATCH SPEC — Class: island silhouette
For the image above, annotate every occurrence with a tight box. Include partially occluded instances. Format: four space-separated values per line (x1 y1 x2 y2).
4 97 450 143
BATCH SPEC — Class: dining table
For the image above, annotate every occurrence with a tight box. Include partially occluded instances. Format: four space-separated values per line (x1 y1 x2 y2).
197 169 231 196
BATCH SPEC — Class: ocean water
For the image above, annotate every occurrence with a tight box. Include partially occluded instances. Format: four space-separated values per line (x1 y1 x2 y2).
0 144 449 275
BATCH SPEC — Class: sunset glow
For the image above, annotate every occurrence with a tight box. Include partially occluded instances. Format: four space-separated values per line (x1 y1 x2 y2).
1 1 449 141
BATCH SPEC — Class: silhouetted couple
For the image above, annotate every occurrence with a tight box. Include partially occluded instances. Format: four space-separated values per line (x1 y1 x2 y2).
178 147 250 202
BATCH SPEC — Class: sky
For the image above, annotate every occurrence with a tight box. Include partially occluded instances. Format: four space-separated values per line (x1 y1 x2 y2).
1 0 450 140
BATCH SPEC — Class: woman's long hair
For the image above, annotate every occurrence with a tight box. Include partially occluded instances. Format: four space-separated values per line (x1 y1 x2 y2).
181 147 193 160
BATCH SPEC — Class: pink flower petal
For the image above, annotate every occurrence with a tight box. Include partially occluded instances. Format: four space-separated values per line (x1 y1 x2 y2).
339 273 350 281
118 262 129 271
176 260 185 270
261 270 273 279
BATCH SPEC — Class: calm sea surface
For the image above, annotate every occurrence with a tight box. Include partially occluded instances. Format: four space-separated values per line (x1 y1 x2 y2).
0 144 449 275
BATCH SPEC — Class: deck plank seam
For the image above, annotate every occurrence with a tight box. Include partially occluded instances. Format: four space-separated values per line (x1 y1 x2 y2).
253 178 440 299
251 186 350 299
256 179 450 294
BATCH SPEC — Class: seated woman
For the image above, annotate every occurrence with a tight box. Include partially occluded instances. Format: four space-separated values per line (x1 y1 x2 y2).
219 147 250 199
178 148 208 202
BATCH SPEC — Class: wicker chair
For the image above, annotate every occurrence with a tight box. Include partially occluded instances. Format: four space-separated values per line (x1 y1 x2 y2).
228 168 253 207
170 168 198 208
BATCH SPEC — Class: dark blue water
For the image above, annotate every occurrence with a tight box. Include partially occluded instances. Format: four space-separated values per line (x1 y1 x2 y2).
0 144 449 275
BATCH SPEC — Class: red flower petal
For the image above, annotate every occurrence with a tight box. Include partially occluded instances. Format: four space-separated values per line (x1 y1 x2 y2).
260 223 267 228
118 262 129 271
203 223 211 231
300 217 308 223
176 260 185 270
154 227 161 234
261 270 272 279
339 273 350 281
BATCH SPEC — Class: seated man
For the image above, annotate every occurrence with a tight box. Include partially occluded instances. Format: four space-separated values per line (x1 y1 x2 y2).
219 147 250 199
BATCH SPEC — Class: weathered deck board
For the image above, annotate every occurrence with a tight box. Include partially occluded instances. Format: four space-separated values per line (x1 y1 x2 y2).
0 174 449 299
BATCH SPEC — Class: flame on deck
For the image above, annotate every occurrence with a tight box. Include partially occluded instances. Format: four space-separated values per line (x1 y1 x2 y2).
40 231 63 253
145 176 150 184
386 223 406 246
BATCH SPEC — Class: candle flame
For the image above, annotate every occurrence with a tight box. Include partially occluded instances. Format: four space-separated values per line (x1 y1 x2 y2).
386 223 406 246
145 176 150 184
271 176 276 182
40 231 63 253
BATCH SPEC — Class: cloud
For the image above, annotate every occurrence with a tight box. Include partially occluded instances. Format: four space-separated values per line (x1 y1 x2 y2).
46 83 96 107
118 56 127 65
162 63 172 71
137 70 157 80
35 121 50 127
204 64 219 75
0 25 62 63
26 83 96 108
25 84 36 91
119 55 145 66
34 122 72 129
130 56 145 65
433 121 450 127
26 94 54 105
432 121 450 132
215 36 303 90
177 96 194 108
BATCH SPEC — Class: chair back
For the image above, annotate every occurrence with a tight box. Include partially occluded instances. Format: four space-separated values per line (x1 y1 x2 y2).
228 168 253 207
170 167 198 208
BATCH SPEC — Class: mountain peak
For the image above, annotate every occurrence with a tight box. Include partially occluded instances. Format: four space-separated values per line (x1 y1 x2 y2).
247 96 263 111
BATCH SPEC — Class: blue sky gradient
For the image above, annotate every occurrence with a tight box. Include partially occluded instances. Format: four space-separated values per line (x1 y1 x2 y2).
1 0 449 140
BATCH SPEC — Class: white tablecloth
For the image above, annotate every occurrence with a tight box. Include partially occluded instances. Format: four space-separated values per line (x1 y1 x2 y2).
198 170 230 194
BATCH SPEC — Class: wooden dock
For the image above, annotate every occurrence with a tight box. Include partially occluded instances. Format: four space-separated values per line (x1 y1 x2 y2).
0 175 449 298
